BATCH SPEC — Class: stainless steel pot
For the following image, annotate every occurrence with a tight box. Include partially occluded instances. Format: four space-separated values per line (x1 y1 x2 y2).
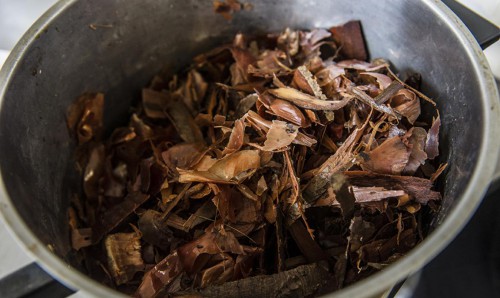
0 0 499 297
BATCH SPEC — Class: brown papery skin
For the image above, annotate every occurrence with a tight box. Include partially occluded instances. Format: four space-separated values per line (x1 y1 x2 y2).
67 23 443 298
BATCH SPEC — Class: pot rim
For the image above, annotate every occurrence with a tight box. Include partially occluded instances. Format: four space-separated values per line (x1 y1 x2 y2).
0 1 498 297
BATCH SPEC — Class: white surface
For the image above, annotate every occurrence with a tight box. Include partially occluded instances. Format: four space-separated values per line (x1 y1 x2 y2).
458 0 500 77
0 0 58 50
0 214 33 279
0 0 498 293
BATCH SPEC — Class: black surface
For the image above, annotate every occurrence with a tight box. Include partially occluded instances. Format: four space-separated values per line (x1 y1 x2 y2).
0 263 74 298
443 0 500 49
411 186 500 298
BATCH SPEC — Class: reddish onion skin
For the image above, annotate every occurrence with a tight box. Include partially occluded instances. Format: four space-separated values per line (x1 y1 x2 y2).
67 23 443 297
270 99 310 128
292 69 315 95
360 72 393 90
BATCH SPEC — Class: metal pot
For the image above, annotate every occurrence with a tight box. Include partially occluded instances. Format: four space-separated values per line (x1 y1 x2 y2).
0 0 499 297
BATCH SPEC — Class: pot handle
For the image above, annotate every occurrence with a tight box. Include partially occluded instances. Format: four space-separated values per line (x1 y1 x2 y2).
442 0 500 49
443 0 500 193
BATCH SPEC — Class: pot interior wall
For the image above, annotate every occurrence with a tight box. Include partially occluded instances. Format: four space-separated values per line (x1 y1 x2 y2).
0 0 483 284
